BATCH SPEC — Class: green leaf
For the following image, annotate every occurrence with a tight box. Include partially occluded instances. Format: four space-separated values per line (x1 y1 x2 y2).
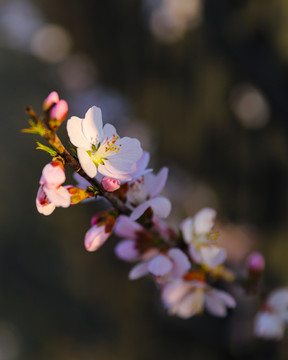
36 141 57 156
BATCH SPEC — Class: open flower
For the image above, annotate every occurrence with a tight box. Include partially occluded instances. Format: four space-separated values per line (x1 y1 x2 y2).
127 167 171 221
36 161 71 215
254 288 288 339
67 106 143 180
128 248 190 281
181 208 226 268
162 279 236 319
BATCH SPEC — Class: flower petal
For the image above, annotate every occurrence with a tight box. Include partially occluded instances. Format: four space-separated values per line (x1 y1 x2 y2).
194 208 216 235
168 248 191 278
145 167 168 198
180 217 194 244
128 262 149 280
84 225 110 252
77 148 97 178
67 116 91 149
82 106 103 144
200 245 227 268
114 239 139 262
44 186 71 207
36 186 55 215
148 255 173 276
114 215 143 238
130 197 171 221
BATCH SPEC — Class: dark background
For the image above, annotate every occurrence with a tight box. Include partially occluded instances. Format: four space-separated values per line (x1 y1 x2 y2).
0 0 288 358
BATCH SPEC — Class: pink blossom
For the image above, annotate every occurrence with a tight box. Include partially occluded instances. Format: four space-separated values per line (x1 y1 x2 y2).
36 162 71 215
162 279 236 319
246 252 265 275
40 161 65 189
43 91 59 110
84 224 111 252
50 99 68 121
101 177 121 192
254 288 288 339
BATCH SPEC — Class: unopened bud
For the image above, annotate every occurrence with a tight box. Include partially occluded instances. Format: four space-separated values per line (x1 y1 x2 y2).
101 177 120 192
247 252 265 277
43 91 59 111
50 100 68 122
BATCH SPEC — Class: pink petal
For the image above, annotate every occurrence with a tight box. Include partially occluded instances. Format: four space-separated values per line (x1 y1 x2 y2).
50 99 68 121
168 248 191 278
148 254 173 276
114 215 142 238
101 177 120 192
40 162 65 188
44 186 71 208
84 225 110 252
114 240 139 261
128 262 149 280
36 186 55 215
43 91 59 110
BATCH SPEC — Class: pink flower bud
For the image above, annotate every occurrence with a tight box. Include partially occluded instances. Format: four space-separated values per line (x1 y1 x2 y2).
84 224 110 252
247 252 265 274
101 177 120 192
50 99 68 121
43 91 59 111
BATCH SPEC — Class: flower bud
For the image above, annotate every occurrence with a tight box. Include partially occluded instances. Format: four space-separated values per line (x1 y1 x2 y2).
246 252 265 277
101 177 120 192
43 91 59 111
50 99 68 122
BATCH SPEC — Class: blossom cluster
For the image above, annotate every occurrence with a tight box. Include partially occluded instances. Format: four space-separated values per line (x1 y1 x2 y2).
24 92 286 338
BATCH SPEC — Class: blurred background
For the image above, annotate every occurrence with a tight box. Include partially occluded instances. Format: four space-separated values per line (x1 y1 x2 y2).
1 0 288 358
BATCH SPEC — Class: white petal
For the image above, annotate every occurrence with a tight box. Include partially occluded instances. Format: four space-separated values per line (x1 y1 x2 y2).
44 186 71 207
97 164 132 181
130 197 171 221
148 255 173 276
82 106 103 144
67 116 91 149
103 137 143 173
77 148 97 178
194 208 216 235
102 123 118 139
130 151 152 179
188 244 202 264
145 167 168 198
180 217 194 244
128 262 149 280
171 288 204 319
254 312 285 339
200 245 227 268
268 288 288 313
168 248 191 278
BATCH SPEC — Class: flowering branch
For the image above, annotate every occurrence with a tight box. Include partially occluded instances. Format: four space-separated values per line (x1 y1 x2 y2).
23 91 285 340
